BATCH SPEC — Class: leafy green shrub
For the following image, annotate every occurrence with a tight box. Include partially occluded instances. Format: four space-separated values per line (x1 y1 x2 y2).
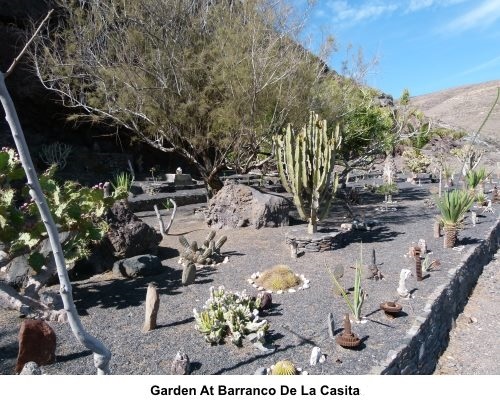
256 265 300 291
375 183 399 196
0 148 117 269
402 148 431 174
193 286 269 346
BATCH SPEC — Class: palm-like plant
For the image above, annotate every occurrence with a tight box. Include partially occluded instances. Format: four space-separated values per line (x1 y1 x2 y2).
436 190 475 248
464 167 487 191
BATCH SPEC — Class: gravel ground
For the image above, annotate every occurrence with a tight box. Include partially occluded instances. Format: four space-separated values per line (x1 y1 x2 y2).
434 252 500 375
1 181 498 375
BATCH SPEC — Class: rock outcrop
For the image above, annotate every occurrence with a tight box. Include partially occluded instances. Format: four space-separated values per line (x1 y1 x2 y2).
205 184 289 229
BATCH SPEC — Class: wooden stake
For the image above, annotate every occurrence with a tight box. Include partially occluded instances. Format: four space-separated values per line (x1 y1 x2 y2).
143 283 160 332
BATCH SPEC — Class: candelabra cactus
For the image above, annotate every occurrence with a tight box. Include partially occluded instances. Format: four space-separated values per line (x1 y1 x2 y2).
274 112 342 234
179 231 227 265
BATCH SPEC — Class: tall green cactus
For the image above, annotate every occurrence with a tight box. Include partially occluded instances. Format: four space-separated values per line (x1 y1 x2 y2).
274 112 342 234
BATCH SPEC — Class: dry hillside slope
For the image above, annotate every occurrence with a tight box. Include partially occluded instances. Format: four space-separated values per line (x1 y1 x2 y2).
411 80 500 146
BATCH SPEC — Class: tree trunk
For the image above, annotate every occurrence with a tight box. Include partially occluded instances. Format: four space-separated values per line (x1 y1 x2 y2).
0 73 111 374
206 173 224 196
433 221 441 238
443 225 458 248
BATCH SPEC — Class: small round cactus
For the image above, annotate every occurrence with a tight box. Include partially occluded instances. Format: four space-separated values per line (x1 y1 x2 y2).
257 265 300 292
270 360 298 375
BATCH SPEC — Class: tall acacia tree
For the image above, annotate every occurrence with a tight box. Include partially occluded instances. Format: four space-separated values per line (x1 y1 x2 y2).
32 0 325 193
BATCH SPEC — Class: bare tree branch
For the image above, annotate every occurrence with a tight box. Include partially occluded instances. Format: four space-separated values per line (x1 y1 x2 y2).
5 9 54 78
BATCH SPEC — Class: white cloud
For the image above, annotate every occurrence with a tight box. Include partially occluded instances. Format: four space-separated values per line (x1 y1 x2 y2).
407 0 469 12
443 0 500 33
326 1 398 23
321 0 471 24
455 55 500 77
407 0 434 12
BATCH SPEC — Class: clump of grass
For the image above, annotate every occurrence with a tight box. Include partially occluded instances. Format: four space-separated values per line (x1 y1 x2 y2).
256 265 300 291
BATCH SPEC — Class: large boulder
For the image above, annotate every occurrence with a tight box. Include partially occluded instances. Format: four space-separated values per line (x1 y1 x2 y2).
206 184 289 229
105 201 162 258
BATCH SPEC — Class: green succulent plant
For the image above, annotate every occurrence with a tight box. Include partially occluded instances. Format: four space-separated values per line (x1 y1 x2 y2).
0 148 117 270
436 189 475 227
179 231 227 265
256 265 300 291
193 286 268 346
436 189 475 248
274 111 341 234
111 171 133 199
464 167 488 190
326 245 366 322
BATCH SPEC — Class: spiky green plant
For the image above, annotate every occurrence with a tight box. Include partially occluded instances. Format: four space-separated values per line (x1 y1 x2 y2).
274 112 341 234
436 190 475 227
464 168 488 191
326 245 366 322
256 265 300 291
476 192 487 205
270 360 298 375
436 189 475 248
111 171 133 199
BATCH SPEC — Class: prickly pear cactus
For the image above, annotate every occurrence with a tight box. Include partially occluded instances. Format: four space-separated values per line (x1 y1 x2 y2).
182 262 196 286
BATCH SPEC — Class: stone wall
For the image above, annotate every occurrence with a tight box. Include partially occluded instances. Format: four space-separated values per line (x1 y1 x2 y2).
285 228 350 253
371 219 500 374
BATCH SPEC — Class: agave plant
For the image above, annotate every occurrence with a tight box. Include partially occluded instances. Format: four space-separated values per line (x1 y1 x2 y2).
111 171 133 200
436 190 475 248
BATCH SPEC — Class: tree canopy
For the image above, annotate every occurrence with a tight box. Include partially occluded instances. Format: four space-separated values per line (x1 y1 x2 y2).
33 0 326 192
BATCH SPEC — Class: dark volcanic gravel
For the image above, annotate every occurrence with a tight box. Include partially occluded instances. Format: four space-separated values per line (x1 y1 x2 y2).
1 181 498 375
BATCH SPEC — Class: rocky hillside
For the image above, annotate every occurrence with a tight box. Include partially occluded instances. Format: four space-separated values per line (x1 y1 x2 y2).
411 80 500 147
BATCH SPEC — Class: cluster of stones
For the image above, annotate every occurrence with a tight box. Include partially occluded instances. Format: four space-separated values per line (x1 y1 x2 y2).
247 272 309 294
285 229 347 253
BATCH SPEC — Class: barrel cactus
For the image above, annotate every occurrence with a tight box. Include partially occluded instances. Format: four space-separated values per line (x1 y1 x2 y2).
270 360 298 375
256 265 300 292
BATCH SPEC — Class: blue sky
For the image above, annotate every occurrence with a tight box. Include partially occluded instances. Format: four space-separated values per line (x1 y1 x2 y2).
292 0 500 97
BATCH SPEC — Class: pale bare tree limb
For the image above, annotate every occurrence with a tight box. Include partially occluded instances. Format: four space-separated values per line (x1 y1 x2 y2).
154 198 177 237
0 10 111 374
5 9 54 78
